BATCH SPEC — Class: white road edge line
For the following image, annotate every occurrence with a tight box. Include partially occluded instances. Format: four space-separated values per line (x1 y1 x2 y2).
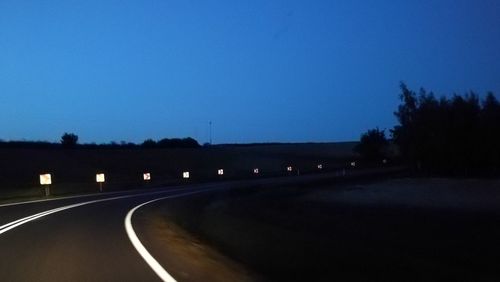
0 187 205 235
0 191 126 208
0 206 71 232
0 194 144 235
0 183 225 208
124 188 219 282
0 186 187 208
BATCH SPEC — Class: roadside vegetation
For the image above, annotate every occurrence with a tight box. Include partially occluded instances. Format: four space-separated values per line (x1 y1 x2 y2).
357 82 499 177
354 127 388 161
0 134 201 149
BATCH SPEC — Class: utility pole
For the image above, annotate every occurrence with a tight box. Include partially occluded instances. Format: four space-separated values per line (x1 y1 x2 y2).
209 121 212 145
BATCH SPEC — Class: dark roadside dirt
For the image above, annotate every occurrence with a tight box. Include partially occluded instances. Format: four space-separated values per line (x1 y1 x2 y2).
137 179 500 282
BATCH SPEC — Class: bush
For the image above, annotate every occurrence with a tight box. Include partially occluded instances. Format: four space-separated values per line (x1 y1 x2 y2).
61 133 79 148
141 139 157 148
142 137 200 148
355 128 388 161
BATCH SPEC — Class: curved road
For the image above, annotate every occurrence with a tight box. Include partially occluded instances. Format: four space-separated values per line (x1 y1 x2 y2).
0 170 387 281
0 183 225 282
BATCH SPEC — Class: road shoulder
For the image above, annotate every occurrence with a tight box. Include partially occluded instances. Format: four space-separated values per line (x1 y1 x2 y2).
132 203 259 282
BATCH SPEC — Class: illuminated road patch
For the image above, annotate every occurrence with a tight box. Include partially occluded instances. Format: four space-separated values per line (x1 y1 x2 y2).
124 189 219 282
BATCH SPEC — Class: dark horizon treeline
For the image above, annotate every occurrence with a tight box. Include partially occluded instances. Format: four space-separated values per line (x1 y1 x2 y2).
392 82 500 176
0 137 201 149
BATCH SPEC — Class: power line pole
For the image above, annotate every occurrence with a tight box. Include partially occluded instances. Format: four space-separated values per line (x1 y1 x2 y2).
209 121 212 145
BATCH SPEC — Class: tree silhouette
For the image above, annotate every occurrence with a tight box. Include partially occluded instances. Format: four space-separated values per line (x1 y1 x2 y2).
141 139 157 148
355 128 388 161
392 83 498 176
61 133 79 148
142 137 200 148
479 92 500 171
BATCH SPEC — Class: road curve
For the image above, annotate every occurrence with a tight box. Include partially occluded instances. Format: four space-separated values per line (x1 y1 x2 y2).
0 183 224 282
0 170 389 281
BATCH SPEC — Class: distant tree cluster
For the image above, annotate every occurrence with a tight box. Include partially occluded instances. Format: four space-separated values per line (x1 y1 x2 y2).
391 83 500 176
61 132 79 148
355 128 388 161
0 134 200 150
0 141 60 149
141 137 200 148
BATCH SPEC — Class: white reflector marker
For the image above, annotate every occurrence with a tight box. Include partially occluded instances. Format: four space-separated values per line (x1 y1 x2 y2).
253 168 259 174
40 174 52 185
317 164 323 170
39 173 52 196
218 169 224 175
350 162 356 167
143 173 151 181
183 171 190 179
96 173 105 183
96 173 105 192
287 166 293 172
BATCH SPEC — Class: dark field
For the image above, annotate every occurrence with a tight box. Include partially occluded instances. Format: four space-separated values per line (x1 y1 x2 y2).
149 178 500 282
0 142 357 200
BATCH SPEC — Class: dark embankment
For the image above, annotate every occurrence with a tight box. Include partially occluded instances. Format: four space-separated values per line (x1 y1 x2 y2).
153 177 500 282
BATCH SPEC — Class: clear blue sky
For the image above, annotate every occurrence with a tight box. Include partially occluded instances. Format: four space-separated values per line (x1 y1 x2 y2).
1 1 499 144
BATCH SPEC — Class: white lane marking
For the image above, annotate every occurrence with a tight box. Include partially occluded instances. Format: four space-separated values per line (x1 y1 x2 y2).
0 181 226 208
0 186 184 208
0 204 84 235
0 207 68 232
0 187 207 235
125 188 220 282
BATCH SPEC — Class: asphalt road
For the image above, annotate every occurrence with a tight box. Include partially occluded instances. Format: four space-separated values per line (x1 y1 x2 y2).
0 183 226 282
0 168 403 281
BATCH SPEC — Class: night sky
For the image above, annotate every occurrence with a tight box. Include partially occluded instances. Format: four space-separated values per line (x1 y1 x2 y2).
1 1 499 144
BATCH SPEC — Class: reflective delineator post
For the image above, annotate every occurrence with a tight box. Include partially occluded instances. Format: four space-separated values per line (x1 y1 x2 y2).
96 173 105 192
39 174 52 197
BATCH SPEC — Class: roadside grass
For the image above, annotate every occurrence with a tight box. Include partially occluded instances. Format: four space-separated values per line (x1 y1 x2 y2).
153 178 500 282
134 207 259 282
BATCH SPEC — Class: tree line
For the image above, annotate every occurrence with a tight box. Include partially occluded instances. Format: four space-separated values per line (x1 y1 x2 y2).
356 82 500 176
0 134 201 149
